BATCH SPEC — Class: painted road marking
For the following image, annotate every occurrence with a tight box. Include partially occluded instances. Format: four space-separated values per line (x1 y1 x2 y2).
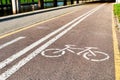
0 4 104 70
112 4 120 80
0 37 25 49
41 45 109 62
0 4 106 80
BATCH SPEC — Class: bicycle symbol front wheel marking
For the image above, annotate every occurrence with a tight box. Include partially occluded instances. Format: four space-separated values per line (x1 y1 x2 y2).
83 51 110 62
41 49 65 58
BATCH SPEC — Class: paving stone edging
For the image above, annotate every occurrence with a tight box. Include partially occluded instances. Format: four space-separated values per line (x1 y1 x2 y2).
114 16 120 50
115 16 120 31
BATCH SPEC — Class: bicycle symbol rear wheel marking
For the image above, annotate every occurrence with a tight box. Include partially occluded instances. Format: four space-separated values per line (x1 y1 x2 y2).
41 49 65 58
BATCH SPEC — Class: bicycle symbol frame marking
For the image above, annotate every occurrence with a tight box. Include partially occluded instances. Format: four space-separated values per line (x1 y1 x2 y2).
41 45 110 62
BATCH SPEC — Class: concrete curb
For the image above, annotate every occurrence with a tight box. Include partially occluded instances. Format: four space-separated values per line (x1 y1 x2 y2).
113 15 120 32
115 16 120 31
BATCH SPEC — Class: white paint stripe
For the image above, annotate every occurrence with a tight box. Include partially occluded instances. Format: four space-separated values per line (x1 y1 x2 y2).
0 37 25 49
0 4 103 69
0 4 105 80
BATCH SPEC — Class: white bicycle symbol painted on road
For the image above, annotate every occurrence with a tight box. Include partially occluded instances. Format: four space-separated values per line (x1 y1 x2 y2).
41 45 110 62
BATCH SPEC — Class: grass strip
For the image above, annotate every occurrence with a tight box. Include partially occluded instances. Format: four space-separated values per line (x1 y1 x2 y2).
114 3 120 22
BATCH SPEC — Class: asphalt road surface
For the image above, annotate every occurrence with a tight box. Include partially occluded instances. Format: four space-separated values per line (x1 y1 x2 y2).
0 3 115 80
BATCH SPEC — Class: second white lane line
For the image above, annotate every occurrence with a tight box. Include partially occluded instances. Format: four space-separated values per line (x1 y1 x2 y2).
0 4 105 80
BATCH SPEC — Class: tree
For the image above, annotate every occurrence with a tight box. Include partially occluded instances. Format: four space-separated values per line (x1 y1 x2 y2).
38 0 44 9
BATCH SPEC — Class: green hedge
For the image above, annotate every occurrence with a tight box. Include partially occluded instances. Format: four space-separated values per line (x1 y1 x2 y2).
20 0 38 3
114 3 120 22
0 0 11 4
0 0 64 4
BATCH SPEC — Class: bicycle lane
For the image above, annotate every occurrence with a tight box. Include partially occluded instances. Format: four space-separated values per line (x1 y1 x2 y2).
39 3 115 80
42 3 115 80
22 3 114 80
0 3 115 80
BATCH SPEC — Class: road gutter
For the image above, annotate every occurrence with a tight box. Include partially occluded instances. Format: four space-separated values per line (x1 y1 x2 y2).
112 4 120 80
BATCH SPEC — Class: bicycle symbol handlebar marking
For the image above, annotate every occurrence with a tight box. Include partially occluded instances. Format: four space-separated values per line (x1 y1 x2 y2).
41 45 110 62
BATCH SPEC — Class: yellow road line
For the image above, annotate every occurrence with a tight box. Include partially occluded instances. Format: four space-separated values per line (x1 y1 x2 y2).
112 4 120 80
0 10 77 39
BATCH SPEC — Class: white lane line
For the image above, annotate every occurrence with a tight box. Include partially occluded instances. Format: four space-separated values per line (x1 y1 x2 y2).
0 4 105 80
0 4 102 70
0 37 25 49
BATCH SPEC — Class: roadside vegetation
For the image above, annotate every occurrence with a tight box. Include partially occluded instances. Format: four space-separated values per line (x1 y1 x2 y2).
1 0 37 4
1 0 63 4
114 3 120 22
